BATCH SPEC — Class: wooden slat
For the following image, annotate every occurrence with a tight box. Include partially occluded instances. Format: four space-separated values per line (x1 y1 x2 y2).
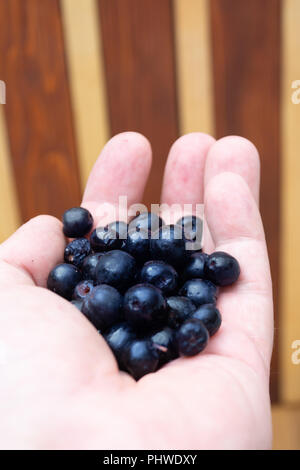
98 0 178 206
61 0 109 188
0 0 81 222
0 106 20 242
210 0 281 402
174 0 214 135
280 0 300 403
272 405 300 449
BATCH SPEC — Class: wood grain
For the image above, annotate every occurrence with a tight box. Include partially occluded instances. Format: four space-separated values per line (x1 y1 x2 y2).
174 0 214 135
98 0 179 206
280 0 300 403
210 0 281 402
0 105 20 241
272 405 300 449
61 0 109 189
0 0 81 222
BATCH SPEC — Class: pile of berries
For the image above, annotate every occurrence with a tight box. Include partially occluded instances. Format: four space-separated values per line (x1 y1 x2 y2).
47 207 240 380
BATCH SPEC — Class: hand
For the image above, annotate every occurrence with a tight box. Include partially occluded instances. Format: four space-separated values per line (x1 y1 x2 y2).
0 132 273 450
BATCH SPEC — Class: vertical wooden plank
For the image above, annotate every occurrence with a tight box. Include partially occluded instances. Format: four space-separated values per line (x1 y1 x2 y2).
210 0 281 401
174 0 214 135
61 0 109 188
98 0 179 206
0 105 21 241
0 0 81 222
280 0 300 403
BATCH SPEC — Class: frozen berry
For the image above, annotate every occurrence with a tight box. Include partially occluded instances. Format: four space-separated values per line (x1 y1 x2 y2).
63 207 93 238
64 238 91 268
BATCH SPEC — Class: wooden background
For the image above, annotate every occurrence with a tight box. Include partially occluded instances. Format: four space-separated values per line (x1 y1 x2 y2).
0 0 299 449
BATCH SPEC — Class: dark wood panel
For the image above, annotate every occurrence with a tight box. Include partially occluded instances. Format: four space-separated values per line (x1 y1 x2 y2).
0 0 81 221
98 0 179 206
210 0 281 401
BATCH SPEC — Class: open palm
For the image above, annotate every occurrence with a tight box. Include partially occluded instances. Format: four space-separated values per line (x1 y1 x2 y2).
0 132 273 449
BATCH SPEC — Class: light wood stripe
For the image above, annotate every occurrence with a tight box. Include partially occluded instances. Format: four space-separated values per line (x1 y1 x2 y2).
280 0 300 403
61 0 109 189
0 106 20 242
272 405 300 449
174 0 214 135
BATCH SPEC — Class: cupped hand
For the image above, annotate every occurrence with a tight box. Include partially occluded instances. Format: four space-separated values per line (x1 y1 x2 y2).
0 132 273 450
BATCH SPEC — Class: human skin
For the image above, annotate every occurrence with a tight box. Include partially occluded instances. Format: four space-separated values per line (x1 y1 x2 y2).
0 132 273 449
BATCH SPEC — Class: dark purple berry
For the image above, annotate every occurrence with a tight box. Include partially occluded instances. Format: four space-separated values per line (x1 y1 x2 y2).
150 224 188 268
123 228 150 262
150 327 177 365
47 263 82 300
105 323 136 369
90 226 123 252
176 318 209 356
82 284 123 331
81 253 104 281
124 283 167 330
192 304 222 337
129 212 163 234
63 207 93 238
205 251 240 286
183 252 209 281
95 250 137 291
122 339 159 380
140 260 178 296
166 296 196 329
64 237 91 268
179 279 218 307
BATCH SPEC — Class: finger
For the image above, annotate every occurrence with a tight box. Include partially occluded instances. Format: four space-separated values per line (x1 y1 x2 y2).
160 133 215 224
82 132 152 225
204 136 260 204
0 132 152 287
204 172 273 367
0 215 65 287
